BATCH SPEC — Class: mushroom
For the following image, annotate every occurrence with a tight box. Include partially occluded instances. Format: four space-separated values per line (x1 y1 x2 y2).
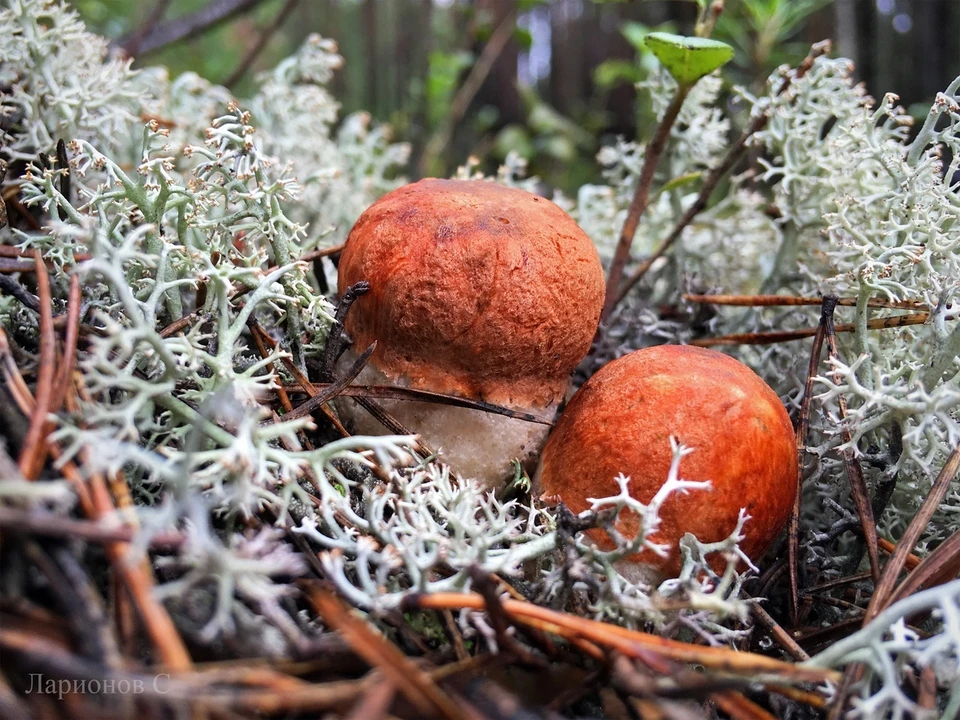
535 344 797 584
335 178 605 487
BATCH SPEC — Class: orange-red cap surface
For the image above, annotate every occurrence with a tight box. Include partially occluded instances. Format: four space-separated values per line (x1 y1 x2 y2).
537 345 798 578
338 179 605 408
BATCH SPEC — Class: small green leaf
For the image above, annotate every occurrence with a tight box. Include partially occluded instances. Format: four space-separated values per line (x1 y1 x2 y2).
658 171 703 195
644 32 734 87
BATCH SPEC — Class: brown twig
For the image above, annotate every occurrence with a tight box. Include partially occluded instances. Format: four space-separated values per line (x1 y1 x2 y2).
280 383 553 425
0 505 184 548
17 251 55 480
690 312 933 347
876 536 920 570
403 592 839 684
122 0 174 56
683 294 928 310
602 85 691 321
0 258 36 273
278 342 377 423
822 301 881 585
158 309 204 338
788 297 832 625
300 243 346 263
248 320 295 415
418 8 518 177
468 567 543 666
342 674 396 720
223 0 301 88
801 571 872 595
610 41 832 312
888 529 960 604
865 441 960 620
119 0 272 56
50 273 81 414
306 585 465 720
749 602 809 662
829 441 960 719
440 609 470 662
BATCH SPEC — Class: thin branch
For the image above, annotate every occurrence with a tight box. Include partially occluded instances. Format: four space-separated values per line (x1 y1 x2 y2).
306 585 464 720
279 383 553 425
690 312 935 347
889 529 960 604
789 297 833 626
611 41 831 312
119 0 271 57
50 273 80 415
865 441 960 620
17 251 55 480
223 0 301 88
602 84 691 321
829 441 960 719
749 601 810 662
418 8 518 177
403 592 839 684
276 342 377 423
122 0 175 56
822 303 881 585
683 294 928 310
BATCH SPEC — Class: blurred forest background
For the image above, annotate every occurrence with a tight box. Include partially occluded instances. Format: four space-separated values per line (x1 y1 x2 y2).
74 0 960 194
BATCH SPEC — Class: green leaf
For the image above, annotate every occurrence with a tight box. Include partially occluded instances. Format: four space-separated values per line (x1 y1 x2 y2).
658 171 703 195
644 32 734 87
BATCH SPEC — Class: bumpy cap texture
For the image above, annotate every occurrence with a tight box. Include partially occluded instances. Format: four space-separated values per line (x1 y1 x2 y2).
338 179 605 408
537 345 798 577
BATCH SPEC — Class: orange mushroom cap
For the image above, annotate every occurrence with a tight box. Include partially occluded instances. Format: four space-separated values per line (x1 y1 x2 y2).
337 178 605 409
536 345 798 579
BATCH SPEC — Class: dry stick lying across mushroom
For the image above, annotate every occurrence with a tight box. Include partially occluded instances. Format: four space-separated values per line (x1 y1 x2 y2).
279 384 554 425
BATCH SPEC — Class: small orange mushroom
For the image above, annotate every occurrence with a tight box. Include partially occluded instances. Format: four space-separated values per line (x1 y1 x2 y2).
336 178 605 486
536 345 797 582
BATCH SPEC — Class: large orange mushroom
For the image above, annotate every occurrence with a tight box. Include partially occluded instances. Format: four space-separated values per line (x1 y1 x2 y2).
536 345 797 582
336 178 605 486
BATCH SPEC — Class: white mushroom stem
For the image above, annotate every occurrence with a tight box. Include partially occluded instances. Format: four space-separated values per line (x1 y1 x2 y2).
334 348 555 489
